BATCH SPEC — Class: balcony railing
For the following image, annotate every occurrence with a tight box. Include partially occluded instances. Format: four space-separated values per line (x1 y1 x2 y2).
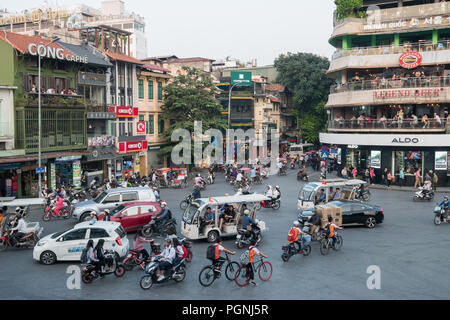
332 40 450 60
328 119 447 131
331 76 450 94
17 93 87 108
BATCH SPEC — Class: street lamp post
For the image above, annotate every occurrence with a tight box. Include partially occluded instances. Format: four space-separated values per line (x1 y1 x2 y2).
38 37 60 198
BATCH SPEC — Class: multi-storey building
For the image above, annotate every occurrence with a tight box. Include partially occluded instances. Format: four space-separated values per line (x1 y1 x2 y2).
136 61 171 173
321 0 450 186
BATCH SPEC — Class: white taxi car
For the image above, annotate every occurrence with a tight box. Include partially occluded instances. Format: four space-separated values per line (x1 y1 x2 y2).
33 221 129 265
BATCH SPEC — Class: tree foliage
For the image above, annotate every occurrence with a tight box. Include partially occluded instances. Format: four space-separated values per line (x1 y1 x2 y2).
274 53 333 144
335 0 364 20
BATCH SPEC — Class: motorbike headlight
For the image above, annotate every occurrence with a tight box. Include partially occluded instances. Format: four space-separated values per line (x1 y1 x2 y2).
37 240 48 246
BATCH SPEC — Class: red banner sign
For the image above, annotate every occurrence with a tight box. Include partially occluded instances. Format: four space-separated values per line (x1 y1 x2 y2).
111 106 139 117
374 88 442 99
136 121 146 134
399 52 422 69
118 140 148 153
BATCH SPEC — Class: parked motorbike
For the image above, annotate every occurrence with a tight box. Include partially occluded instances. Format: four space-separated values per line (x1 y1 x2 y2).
141 216 177 238
81 250 126 283
139 256 186 290
434 206 450 225
123 241 162 271
235 223 262 249
281 240 312 262
413 187 434 202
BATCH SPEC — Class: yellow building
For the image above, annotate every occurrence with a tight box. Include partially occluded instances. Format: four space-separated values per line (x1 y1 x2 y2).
136 62 171 174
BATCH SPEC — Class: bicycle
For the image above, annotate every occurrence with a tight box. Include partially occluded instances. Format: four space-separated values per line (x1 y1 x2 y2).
319 231 343 256
198 253 240 287
234 257 273 287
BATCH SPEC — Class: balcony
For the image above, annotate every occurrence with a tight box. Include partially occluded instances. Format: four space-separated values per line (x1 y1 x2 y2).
328 119 447 133
17 93 87 108
331 2 450 40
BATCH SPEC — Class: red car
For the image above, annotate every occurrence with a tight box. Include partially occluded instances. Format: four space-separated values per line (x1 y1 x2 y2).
97 201 161 232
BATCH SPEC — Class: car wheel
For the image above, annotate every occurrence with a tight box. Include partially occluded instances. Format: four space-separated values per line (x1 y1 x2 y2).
365 216 377 229
207 231 219 243
40 251 57 265
80 212 94 222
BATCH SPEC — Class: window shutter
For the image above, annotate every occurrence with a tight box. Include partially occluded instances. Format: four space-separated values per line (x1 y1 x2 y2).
148 115 154 134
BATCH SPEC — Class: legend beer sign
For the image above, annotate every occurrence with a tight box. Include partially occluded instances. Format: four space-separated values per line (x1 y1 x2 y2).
118 140 148 153
374 88 443 99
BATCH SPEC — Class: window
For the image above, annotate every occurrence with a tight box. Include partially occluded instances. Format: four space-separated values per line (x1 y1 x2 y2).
157 82 163 100
127 121 133 136
62 229 87 241
148 80 154 99
103 194 120 204
140 205 157 213
148 115 154 134
139 115 144 122
119 119 126 137
89 228 110 239
122 206 139 217
122 192 138 201
138 79 144 99
158 118 164 134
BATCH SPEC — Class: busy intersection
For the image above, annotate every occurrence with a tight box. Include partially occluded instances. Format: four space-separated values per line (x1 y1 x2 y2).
1 168 449 300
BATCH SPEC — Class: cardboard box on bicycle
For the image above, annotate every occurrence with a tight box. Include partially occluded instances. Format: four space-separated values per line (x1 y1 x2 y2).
316 206 342 228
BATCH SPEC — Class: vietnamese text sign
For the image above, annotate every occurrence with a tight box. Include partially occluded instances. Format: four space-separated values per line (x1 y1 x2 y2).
231 71 252 86
118 140 148 153
72 160 81 188
114 106 139 118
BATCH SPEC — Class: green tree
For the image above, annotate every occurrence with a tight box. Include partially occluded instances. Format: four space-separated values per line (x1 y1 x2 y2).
274 52 333 144
335 0 364 20
160 66 226 158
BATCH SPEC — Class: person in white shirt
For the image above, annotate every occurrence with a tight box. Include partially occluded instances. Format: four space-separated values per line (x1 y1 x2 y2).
157 239 176 281
10 213 27 246
265 185 273 198
236 171 244 182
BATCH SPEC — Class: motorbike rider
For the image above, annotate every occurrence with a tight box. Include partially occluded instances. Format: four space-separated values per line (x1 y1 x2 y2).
95 239 113 273
195 174 206 188
264 185 273 207
157 238 176 281
211 237 236 273
298 165 308 180
208 167 215 182
133 232 153 262
85 240 102 274
241 182 251 195
273 186 281 201
287 221 311 252
192 185 201 200
90 176 99 190
439 196 450 220
53 194 64 217
10 211 27 247
421 180 432 198
241 209 257 243
308 209 321 235
154 202 172 235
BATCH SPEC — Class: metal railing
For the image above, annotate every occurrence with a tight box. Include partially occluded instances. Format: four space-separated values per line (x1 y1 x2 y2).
332 40 450 60
328 119 447 130
331 76 450 93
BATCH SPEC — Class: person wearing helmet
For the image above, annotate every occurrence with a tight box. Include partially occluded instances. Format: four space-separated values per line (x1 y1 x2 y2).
439 196 450 221
10 210 26 247
102 209 111 221
154 201 172 235
241 209 258 242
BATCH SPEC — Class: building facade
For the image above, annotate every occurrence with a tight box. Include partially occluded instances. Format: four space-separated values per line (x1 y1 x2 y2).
321 0 450 186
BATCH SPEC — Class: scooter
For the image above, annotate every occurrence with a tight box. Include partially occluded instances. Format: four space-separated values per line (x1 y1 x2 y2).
43 199 72 221
281 239 312 262
81 250 126 284
0 221 43 251
141 216 177 238
123 241 162 271
206 173 215 185
413 187 434 202
261 199 281 210
235 223 262 249
139 256 186 290
434 206 450 225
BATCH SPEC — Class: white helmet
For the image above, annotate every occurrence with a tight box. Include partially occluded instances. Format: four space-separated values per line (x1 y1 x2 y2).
293 221 300 227
275 186 280 189
243 209 250 216
161 201 167 208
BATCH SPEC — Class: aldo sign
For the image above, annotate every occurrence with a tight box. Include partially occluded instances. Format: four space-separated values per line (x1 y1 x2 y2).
392 137 419 144
28 43 88 64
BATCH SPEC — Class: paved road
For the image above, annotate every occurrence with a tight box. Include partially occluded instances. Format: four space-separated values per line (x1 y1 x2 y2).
1 168 449 300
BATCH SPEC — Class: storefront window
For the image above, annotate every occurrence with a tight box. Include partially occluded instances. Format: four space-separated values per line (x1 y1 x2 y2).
395 151 405 175
404 151 423 175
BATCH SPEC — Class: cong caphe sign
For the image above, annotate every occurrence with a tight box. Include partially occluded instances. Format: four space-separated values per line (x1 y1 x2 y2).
231 71 252 86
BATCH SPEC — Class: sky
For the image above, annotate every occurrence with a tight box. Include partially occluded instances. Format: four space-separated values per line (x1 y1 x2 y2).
3 0 336 65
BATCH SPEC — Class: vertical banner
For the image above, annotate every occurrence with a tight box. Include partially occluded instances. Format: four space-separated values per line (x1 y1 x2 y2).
337 148 342 165
50 163 56 191
370 150 382 169
72 160 81 188
435 151 448 171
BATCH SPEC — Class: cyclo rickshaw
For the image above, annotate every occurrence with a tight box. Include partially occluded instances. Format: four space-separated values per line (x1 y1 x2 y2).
155 168 171 188
181 194 269 243
170 168 188 189
297 179 369 212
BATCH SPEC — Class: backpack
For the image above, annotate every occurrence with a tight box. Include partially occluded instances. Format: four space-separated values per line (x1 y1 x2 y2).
240 250 250 266
80 248 89 263
287 228 298 243
206 245 216 260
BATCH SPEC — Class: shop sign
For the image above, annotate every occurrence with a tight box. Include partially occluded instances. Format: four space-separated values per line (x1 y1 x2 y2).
363 15 447 32
50 163 56 191
435 151 448 171
370 150 381 169
78 72 106 85
347 145 358 149
28 43 88 64
0 9 69 26
72 161 81 188
374 88 442 99
399 52 422 69
392 137 419 144
88 136 115 148
111 106 139 118
136 122 146 134
118 140 148 153
55 156 82 162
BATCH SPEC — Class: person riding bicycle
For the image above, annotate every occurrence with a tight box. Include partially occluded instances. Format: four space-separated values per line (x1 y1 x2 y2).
211 237 236 273
324 216 342 247
439 196 450 220
246 239 268 286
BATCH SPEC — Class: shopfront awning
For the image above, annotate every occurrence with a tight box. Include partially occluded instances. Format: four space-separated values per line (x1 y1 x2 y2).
0 150 89 164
